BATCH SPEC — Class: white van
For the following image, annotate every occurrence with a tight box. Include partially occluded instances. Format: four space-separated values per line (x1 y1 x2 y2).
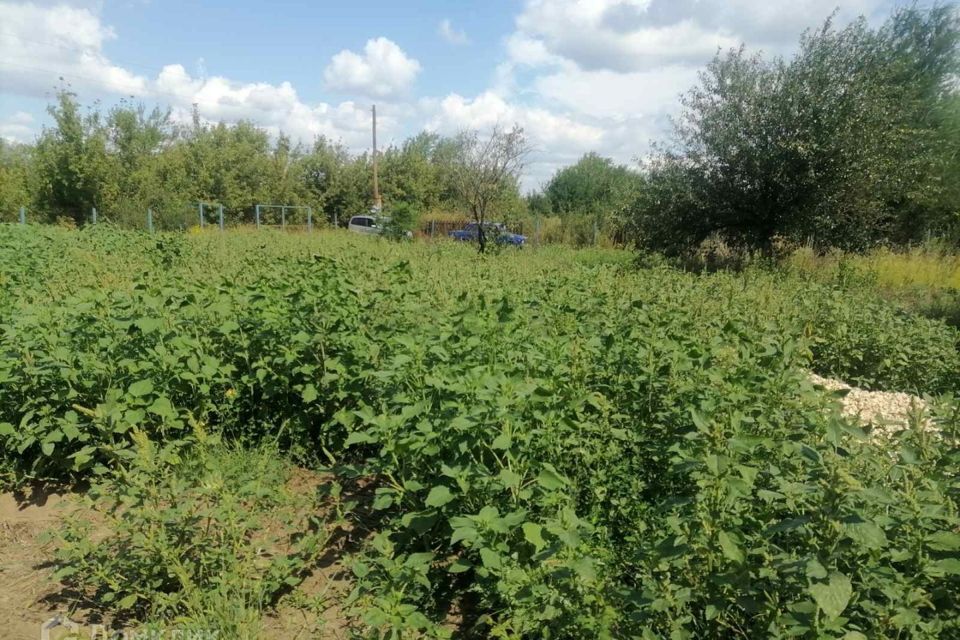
347 215 381 235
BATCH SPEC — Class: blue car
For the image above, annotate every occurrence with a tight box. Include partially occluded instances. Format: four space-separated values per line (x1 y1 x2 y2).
449 222 526 246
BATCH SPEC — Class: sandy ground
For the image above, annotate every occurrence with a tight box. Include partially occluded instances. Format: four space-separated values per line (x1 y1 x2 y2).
0 486 77 640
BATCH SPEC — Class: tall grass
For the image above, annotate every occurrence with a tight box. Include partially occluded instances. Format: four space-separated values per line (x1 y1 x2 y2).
785 243 960 326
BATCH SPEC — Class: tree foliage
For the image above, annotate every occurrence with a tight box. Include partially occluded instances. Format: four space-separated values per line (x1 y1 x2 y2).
449 124 530 252
3 92 526 230
628 6 960 254
538 152 643 245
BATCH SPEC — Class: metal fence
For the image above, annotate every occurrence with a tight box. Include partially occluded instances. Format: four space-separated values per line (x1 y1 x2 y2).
6 204 327 233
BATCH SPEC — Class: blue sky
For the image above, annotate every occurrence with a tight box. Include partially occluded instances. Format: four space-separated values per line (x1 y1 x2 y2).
0 0 905 188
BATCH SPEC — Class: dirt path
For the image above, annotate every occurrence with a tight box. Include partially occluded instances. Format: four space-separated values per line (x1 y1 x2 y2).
0 486 81 640
0 475 356 640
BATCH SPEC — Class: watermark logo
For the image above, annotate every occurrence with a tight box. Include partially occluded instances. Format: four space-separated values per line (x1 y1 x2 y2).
41 615 219 640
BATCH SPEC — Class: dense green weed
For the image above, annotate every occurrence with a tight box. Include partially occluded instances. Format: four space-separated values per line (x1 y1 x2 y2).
1 225 958 637
50 429 328 635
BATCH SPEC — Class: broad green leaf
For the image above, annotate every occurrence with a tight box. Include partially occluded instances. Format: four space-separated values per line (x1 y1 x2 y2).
844 520 887 549
135 317 163 333
491 433 512 449
927 532 960 551
479 548 502 570
718 531 745 564
343 431 375 447
928 558 960 575
128 380 154 397
809 572 853 619
301 384 318 403
425 485 454 508
61 422 81 441
522 522 546 551
536 464 568 491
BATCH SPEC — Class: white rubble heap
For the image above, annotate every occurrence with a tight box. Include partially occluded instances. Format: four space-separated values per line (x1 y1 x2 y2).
809 372 932 437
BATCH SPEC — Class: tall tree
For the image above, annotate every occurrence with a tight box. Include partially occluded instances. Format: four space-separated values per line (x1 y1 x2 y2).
32 91 111 224
544 152 643 244
450 124 530 253
629 6 960 254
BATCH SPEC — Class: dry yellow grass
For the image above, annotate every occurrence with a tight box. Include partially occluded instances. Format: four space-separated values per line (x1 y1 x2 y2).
788 245 960 290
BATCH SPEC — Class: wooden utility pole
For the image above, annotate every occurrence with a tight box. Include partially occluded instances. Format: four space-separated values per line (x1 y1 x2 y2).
371 105 382 211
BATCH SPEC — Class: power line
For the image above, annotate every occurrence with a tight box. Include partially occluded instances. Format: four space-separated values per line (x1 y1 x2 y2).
2 35 168 77
0 61 188 103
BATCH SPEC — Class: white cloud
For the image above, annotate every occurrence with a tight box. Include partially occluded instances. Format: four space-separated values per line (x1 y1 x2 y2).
0 1 148 97
438 19 470 45
511 0 889 73
154 64 388 150
0 110 34 142
513 0 739 72
324 37 421 99
534 64 698 118
425 90 606 189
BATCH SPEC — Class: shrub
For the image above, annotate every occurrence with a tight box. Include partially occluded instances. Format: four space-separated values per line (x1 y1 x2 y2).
51 431 328 632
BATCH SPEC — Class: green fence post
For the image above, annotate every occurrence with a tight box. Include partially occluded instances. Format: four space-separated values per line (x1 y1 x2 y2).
19 207 25 224
218 204 224 231
147 208 154 233
92 207 97 225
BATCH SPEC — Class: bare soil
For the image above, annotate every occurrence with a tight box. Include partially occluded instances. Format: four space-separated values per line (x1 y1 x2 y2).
0 485 81 640
0 471 357 640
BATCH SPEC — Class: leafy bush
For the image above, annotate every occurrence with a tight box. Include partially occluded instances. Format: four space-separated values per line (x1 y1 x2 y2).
1 226 958 637
51 430 327 633
628 7 960 254
380 202 416 241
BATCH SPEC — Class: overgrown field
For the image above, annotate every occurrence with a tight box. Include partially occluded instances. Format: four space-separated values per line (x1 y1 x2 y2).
784 245 960 328
1 225 959 638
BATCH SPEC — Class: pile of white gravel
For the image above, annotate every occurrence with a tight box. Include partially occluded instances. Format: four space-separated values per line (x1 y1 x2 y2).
809 373 931 437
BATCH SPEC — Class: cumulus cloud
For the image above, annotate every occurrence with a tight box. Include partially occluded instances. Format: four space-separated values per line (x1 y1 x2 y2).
513 0 738 72
0 2 396 151
438 19 469 45
154 64 390 150
0 1 148 97
324 37 421 99
425 90 607 188
0 111 34 143
511 0 889 73
534 64 698 118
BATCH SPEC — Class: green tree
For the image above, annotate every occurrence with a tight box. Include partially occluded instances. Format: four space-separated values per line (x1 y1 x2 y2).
544 152 643 244
0 140 30 222
301 137 370 226
629 6 960 254
449 125 530 253
32 91 111 224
